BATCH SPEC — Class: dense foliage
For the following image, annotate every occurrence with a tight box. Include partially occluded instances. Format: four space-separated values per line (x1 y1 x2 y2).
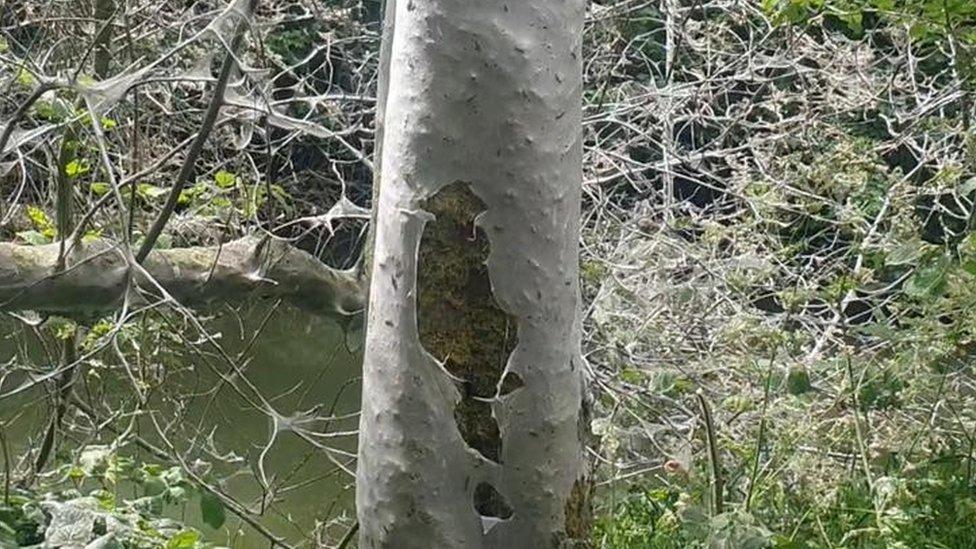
1 448 222 548
584 0 976 547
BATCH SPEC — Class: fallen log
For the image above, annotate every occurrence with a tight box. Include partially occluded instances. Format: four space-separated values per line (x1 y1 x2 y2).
0 236 365 316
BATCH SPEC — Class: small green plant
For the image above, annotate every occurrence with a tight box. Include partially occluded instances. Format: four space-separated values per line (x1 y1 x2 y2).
15 205 57 244
0 446 225 548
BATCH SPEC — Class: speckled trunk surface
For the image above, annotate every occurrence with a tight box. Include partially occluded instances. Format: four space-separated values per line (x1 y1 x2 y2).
356 0 588 547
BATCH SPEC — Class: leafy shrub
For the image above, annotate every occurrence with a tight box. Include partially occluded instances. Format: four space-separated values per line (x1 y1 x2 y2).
0 446 222 548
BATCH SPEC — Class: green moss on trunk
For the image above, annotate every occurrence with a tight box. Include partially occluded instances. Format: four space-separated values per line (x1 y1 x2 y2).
416 182 517 463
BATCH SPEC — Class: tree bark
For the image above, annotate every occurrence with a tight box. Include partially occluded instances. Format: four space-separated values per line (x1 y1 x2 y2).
92 0 115 80
0 236 364 316
356 0 590 547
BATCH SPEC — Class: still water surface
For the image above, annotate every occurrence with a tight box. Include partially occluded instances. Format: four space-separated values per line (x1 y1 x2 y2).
0 304 362 547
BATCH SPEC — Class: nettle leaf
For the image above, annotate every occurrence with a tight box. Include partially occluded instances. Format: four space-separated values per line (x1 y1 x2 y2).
82 230 102 244
178 182 210 206
213 170 237 189
165 530 200 549
15 68 36 87
786 367 812 395
90 182 110 195
34 98 76 122
904 254 950 298
64 159 90 178
957 177 976 196
142 476 167 498
16 230 50 246
137 183 168 201
26 205 53 231
886 238 931 266
199 492 226 530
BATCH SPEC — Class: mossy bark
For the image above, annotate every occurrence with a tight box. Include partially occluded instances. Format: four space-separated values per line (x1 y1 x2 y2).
417 182 517 463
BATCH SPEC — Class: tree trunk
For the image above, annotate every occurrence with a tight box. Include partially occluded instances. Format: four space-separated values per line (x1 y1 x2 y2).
356 0 590 547
93 0 114 80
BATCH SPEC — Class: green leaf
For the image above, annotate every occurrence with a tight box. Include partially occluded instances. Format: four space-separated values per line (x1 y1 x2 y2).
213 170 237 189
142 463 164 476
90 182 110 195
67 465 87 481
16 230 50 246
15 68 36 87
0 520 15 546
958 177 976 196
33 98 76 122
772 534 809 548
26 205 53 231
91 489 116 510
839 10 863 33
64 159 90 178
904 254 950 298
178 182 209 206
166 530 200 549
137 183 168 201
962 259 976 276
618 368 645 385
51 318 77 340
886 239 929 266
212 196 233 209
761 0 780 16
142 476 167 497
786 367 812 395
200 492 226 530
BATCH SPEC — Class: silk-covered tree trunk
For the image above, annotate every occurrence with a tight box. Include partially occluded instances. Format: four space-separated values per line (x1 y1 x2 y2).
356 0 590 547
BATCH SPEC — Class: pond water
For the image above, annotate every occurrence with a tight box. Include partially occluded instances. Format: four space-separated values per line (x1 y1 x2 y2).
0 304 362 547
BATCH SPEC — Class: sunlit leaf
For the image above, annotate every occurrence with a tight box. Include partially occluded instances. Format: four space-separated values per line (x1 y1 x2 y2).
165 530 200 549
64 159 90 178
214 170 237 189
137 183 168 201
